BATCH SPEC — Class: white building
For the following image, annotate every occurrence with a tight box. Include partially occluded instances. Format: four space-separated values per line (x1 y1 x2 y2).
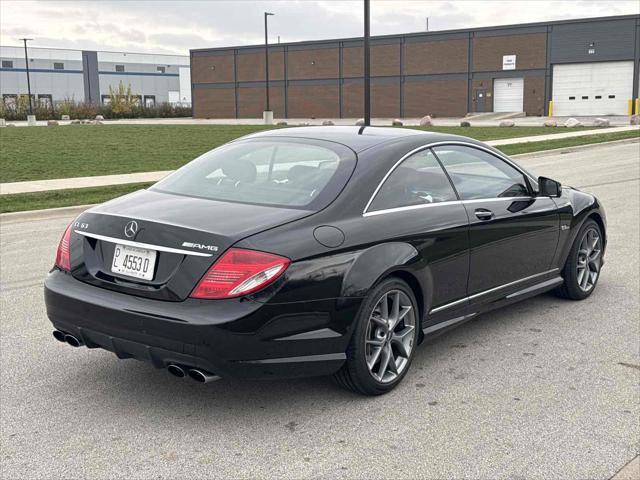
0 46 191 107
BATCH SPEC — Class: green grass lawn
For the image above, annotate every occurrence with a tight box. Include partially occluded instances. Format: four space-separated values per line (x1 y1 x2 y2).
0 124 597 183
1 128 637 214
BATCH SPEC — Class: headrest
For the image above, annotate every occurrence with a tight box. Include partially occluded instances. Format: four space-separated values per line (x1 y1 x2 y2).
287 165 318 182
221 159 257 183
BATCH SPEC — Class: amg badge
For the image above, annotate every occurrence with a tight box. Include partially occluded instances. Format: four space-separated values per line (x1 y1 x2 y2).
182 242 219 252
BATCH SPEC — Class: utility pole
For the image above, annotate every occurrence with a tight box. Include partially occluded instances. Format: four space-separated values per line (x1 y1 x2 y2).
426 17 429 31
363 0 370 126
20 38 34 116
264 12 275 122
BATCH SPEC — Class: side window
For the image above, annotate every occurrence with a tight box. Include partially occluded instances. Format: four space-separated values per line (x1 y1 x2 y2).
368 149 458 212
432 145 530 200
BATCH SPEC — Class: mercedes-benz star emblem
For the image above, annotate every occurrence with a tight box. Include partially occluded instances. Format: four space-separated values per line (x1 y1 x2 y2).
124 220 138 238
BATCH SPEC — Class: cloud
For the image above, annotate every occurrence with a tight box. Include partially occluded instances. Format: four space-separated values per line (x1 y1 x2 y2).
1 0 638 54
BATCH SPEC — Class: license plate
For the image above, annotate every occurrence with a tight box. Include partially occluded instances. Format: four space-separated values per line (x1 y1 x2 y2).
111 244 156 280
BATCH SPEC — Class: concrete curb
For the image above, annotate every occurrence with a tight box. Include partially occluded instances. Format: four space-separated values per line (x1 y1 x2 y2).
0 204 95 224
611 456 639 480
511 137 640 159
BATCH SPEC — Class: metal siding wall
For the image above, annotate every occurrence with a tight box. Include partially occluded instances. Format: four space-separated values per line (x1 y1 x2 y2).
549 19 637 64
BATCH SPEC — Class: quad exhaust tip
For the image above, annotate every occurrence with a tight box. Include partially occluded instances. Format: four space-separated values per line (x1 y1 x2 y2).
52 330 83 347
167 364 186 378
52 330 66 343
188 369 221 384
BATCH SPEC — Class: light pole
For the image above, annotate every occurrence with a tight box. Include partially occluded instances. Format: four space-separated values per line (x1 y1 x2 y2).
20 38 34 116
363 0 370 126
264 12 275 123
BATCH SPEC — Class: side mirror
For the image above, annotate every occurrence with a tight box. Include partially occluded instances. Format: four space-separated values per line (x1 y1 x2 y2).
538 176 562 197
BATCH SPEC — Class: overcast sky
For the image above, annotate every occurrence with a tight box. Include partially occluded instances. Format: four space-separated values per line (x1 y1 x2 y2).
1 0 638 55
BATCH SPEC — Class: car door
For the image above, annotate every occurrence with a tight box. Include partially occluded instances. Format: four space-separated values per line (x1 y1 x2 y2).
364 147 470 311
432 144 559 297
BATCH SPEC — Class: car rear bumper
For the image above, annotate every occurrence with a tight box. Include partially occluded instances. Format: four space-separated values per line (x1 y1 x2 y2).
44 270 362 379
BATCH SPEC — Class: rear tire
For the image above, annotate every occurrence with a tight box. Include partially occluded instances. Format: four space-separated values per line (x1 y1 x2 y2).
555 219 603 300
334 277 419 395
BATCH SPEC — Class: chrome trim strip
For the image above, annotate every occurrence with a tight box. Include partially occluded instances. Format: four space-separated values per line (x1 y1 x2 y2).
74 230 214 257
362 140 537 216
241 353 346 364
429 268 559 314
422 313 476 336
363 196 535 217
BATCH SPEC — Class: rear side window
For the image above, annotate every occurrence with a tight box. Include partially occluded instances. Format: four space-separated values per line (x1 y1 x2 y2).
432 145 529 200
368 149 457 212
152 139 356 210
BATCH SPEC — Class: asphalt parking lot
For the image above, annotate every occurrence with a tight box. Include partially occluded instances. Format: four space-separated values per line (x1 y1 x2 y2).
1 140 638 479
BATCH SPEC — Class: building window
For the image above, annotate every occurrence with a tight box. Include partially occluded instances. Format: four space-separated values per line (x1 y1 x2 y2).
156 66 166 74
53 62 64 70
101 95 111 105
115 64 125 72
1 60 13 68
144 95 156 107
608 95 616 99
38 94 53 108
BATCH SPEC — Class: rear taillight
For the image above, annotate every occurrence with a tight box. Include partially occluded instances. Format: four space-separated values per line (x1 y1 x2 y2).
55 224 72 271
190 248 290 299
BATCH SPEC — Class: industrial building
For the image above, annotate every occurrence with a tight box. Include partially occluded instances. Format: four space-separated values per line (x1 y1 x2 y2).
0 46 191 106
191 14 640 119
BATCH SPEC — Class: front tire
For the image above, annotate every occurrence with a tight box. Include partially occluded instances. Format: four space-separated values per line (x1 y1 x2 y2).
555 219 603 300
334 277 419 395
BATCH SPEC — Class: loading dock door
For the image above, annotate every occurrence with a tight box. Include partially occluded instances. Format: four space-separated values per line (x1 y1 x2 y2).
552 61 633 116
493 78 524 112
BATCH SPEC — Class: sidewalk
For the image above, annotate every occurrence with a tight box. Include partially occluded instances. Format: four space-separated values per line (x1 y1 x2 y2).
1 126 638 196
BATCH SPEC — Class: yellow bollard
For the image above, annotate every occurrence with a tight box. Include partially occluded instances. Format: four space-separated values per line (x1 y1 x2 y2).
635 98 639 116
628 99 633 116
548 100 553 117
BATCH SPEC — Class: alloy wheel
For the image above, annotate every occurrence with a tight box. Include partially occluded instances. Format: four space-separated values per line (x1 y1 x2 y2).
365 289 416 383
576 227 601 292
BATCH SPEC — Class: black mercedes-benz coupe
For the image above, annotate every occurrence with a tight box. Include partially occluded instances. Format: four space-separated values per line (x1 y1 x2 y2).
45 126 606 395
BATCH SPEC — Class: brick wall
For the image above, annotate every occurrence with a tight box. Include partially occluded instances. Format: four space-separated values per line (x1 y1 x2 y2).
237 86 285 117
192 87 235 118
288 48 339 80
404 39 469 75
191 53 234 83
404 79 468 117
342 43 401 77
287 84 340 117
523 75 545 116
473 33 546 71
343 81 400 117
236 50 285 82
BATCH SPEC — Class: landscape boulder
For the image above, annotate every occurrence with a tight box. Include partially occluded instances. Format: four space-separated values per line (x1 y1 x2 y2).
47 120 59 126
322 120 334 126
543 120 557 127
70 119 81 125
593 118 610 127
392 119 403 126
499 120 515 127
7 123 16 127
460 120 471 127
631 115 640 126
355 118 365 126
95 115 104 121
61 115 70 121
564 118 582 128
419 115 433 127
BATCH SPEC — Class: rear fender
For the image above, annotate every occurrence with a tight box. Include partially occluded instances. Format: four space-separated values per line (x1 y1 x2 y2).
340 242 422 298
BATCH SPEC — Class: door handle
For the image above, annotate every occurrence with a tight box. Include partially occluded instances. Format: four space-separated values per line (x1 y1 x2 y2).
474 208 494 221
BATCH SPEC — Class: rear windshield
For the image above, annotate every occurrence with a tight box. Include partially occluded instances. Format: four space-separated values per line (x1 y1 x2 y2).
152 138 356 210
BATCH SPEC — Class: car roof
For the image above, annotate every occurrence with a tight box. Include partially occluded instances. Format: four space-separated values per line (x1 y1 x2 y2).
238 126 460 153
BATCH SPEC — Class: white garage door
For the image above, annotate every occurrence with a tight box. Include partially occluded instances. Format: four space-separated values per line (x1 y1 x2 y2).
493 78 524 112
552 61 633 116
